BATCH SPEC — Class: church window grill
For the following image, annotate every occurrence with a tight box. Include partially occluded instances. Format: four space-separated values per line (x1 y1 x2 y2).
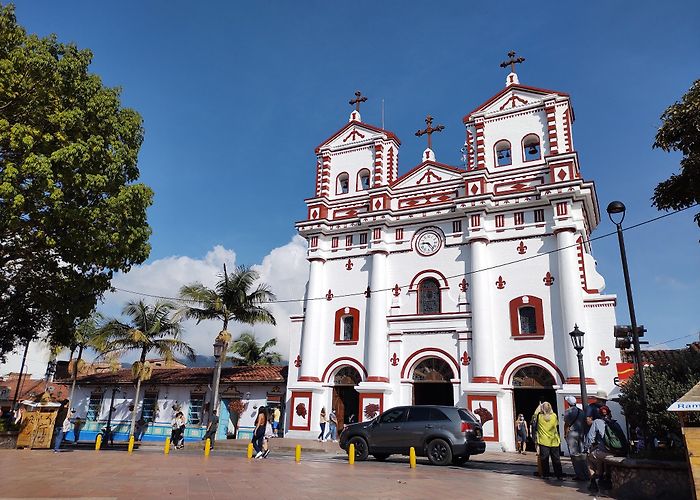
334 366 362 385
418 278 441 314
534 209 545 223
337 173 350 194
514 212 524 226
495 140 512 166
342 315 354 341
395 228 404 241
519 306 537 334
358 169 371 190
87 393 103 421
453 220 462 233
495 214 505 228
332 237 338 249
359 233 367 245
523 134 541 161
346 235 353 248
412 357 453 382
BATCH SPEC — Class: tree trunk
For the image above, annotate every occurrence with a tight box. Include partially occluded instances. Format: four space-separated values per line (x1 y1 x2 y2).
68 345 84 408
130 376 142 438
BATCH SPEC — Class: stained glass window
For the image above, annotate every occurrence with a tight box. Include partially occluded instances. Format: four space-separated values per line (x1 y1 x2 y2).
418 278 440 314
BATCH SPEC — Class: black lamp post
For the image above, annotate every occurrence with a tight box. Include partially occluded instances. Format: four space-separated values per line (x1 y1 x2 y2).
569 325 588 413
606 201 649 423
210 332 228 422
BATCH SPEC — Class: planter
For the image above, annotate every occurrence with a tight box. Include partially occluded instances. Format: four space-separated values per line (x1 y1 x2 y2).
606 456 692 500
0 431 19 449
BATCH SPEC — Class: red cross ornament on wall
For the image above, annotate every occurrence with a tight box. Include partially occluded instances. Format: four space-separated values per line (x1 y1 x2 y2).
459 279 469 292
461 351 471 366
597 350 610 366
326 290 334 301
543 271 555 286
345 259 353 271
390 353 399 366
392 284 401 297
293 355 302 368
364 286 371 298
516 241 527 254
495 276 507 289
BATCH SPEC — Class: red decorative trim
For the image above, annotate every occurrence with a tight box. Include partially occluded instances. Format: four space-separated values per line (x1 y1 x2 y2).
315 121 401 153
471 376 498 383
400 348 459 379
499 354 565 385
391 160 465 188
358 393 384 422
289 391 313 431
366 376 390 383
297 376 320 382
495 276 506 289
390 353 399 366
509 295 545 338
459 279 469 292
556 201 568 217
345 259 353 271
463 83 569 123
408 269 450 289
516 241 527 254
467 395 499 442
293 355 302 368
564 377 597 385
334 307 360 344
576 236 599 294
326 290 334 301
543 272 555 286
321 357 368 383
460 351 471 366
597 350 610 366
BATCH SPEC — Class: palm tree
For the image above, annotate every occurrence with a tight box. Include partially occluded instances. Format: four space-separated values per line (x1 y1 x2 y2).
229 332 282 366
178 264 276 419
66 312 106 406
98 300 195 438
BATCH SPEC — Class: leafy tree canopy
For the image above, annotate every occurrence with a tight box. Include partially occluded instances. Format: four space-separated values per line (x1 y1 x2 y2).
229 332 281 366
0 4 153 359
653 78 700 229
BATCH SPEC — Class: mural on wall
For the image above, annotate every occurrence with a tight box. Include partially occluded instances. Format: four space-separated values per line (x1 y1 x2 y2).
360 395 382 422
289 392 311 431
467 395 498 442
364 403 380 420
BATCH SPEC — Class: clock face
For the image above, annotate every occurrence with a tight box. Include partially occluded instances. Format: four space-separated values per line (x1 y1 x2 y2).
416 231 441 256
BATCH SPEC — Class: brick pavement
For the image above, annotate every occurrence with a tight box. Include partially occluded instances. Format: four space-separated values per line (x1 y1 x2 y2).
0 449 599 499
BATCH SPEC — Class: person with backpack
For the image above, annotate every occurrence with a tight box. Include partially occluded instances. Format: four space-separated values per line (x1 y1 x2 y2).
563 396 587 481
585 405 628 492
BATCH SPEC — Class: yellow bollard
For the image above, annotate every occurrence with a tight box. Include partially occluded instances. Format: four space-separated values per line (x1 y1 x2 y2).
247 442 254 459
348 443 355 465
409 447 416 468
164 437 170 455
204 438 211 457
128 435 135 454
295 444 301 463
95 434 102 451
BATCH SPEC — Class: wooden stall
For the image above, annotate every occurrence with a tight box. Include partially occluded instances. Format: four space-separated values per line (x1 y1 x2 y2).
668 381 700 500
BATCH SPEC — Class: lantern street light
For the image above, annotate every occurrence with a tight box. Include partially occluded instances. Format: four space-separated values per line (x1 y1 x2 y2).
606 201 649 424
568 325 588 413
210 331 229 422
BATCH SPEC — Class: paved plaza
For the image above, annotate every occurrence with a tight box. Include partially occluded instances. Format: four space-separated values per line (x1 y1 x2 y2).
0 447 603 499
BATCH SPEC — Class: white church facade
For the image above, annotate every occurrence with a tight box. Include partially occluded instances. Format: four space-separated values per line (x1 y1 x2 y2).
285 61 622 451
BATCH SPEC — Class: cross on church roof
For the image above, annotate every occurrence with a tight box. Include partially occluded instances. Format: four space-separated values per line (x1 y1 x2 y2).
500 50 525 73
415 115 445 150
349 90 368 112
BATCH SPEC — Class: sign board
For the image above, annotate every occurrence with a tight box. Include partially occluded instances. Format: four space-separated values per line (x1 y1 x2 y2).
668 401 700 412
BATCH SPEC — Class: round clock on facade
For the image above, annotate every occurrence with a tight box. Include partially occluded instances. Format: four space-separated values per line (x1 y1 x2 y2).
416 230 442 256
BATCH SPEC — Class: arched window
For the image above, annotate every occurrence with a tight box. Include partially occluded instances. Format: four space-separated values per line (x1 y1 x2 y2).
334 307 360 343
511 366 555 387
337 173 349 194
357 169 371 190
412 357 454 381
509 296 544 338
519 306 537 334
495 140 512 167
334 366 362 385
523 134 541 162
418 278 441 314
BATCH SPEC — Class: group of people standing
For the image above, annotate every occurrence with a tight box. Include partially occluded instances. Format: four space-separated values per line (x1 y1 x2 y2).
317 407 338 442
523 390 628 493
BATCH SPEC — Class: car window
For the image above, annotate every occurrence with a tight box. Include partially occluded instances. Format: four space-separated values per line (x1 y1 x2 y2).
379 408 407 424
429 408 450 421
458 409 478 423
406 407 431 422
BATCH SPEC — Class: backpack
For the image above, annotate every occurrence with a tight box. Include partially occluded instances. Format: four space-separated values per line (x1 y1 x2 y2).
603 420 629 456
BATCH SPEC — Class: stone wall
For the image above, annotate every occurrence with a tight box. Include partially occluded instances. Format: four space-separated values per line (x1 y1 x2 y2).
606 456 692 500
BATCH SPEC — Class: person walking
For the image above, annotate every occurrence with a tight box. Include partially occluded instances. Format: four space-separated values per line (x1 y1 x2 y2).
252 407 267 459
171 412 186 449
272 407 281 437
262 414 274 458
514 414 528 454
326 409 338 442
203 409 218 450
54 409 74 453
317 407 327 442
563 396 587 481
534 402 563 480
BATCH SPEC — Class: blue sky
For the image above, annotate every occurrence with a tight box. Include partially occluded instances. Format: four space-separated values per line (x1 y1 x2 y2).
11 1 700 356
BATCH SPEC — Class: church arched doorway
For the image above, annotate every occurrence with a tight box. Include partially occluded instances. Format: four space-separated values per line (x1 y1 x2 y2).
412 357 454 406
511 365 557 451
331 366 361 431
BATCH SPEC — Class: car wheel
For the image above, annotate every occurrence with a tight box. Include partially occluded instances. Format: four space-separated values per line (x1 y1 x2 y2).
373 454 390 461
348 437 369 461
452 455 469 466
426 438 453 466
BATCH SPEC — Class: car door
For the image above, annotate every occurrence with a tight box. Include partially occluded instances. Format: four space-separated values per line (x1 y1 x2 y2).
369 407 408 452
404 406 432 451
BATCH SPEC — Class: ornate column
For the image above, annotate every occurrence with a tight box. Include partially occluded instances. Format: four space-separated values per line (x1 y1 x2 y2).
366 249 389 382
299 257 325 382
469 237 497 383
555 228 587 382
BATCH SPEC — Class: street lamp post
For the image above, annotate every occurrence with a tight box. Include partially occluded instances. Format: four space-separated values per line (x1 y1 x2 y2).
210 331 229 422
606 201 649 422
569 325 589 413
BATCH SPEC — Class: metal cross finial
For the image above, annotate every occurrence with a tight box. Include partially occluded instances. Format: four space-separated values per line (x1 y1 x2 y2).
349 90 368 112
415 115 445 150
500 50 525 73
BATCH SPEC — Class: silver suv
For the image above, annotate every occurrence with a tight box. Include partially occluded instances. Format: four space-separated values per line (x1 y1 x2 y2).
338 405 486 466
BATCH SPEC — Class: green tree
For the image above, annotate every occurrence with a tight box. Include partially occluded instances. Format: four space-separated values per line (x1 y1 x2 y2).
653 79 700 229
99 300 194 438
0 4 153 359
229 332 282 366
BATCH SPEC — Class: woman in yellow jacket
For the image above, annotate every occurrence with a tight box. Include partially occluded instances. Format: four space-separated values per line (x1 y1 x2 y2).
534 402 563 480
